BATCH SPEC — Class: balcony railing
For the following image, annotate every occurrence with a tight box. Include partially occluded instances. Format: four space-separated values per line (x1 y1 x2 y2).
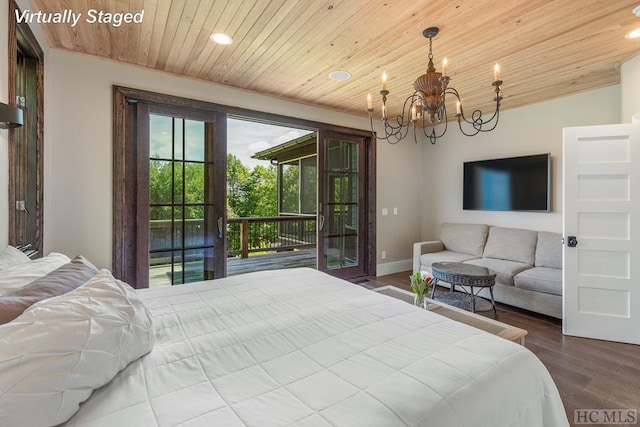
149 215 317 261
227 215 316 258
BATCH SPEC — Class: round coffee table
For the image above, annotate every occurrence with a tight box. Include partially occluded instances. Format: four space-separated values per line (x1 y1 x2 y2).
430 262 497 314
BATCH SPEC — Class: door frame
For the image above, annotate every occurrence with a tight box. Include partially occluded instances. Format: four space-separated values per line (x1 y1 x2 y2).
113 86 376 285
8 1 44 254
113 89 227 287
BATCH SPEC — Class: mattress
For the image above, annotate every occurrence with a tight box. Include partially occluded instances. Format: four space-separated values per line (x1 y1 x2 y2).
64 268 568 426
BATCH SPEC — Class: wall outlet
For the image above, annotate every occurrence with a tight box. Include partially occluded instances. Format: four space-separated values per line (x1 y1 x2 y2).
393 207 398 215
381 250 387 259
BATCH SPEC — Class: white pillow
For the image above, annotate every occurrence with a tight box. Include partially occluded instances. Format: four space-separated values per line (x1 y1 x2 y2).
0 246 31 271
0 252 70 295
0 269 155 427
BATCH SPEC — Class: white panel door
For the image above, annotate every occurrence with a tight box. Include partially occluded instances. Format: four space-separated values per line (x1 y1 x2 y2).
563 123 640 344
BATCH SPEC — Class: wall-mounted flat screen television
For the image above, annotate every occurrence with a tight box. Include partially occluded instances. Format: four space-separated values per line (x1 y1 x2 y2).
463 153 551 212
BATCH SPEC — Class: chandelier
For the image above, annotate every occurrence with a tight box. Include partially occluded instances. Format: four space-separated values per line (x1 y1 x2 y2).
367 27 503 144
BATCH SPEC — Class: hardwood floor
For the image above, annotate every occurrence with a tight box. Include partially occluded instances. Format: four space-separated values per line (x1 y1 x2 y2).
365 271 640 427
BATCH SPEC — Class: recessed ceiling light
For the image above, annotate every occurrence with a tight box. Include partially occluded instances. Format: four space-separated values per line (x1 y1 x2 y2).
210 33 233 45
626 27 640 39
329 70 351 81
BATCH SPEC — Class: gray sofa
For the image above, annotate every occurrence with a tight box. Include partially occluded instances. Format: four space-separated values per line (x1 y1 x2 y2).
413 223 562 318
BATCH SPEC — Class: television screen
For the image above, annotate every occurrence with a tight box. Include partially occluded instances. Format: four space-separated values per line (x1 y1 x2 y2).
463 154 551 212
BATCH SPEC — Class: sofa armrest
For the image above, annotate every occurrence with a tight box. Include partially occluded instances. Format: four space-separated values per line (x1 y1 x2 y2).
412 241 445 273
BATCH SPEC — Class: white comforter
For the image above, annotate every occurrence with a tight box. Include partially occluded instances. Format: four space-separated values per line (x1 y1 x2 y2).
64 268 568 427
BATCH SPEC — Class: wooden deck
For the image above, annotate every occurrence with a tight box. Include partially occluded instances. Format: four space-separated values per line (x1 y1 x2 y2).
149 248 317 286
228 248 316 276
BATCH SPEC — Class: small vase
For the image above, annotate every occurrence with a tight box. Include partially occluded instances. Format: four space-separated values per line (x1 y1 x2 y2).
414 293 426 309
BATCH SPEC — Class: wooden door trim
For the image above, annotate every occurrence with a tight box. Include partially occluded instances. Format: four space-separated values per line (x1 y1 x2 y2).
112 88 132 282
135 103 150 287
8 1 44 253
366 134 377 277
114 85 371 138
213 112 228 278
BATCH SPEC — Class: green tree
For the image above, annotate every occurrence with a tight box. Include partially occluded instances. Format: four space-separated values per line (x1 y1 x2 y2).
226 154 277 218
149 160 173 220
280 163 299 213
227 154 251 218
245 165 277 217
184 162 204 219
150 154 279 251
149 160 204 219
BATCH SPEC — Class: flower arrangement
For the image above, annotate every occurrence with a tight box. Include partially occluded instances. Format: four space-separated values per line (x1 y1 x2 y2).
410 271 434 308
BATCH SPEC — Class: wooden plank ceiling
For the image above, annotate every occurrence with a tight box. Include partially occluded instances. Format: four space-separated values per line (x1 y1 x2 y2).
28 0 640 119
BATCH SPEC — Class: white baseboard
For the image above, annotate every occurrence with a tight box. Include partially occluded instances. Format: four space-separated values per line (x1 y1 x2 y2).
376 259 412 276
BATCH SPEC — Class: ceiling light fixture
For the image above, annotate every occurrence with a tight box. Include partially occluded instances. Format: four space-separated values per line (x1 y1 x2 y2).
329 70 351 81
210 33 233 45
626 27 640 39
367 27 503 144
0 102 23 129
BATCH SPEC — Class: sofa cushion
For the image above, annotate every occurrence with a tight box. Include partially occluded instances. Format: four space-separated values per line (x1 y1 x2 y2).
465 258 533 287
535 231 562 269
482 227 537 265
421 250 480 267
440 223 489 257
514 266 562 296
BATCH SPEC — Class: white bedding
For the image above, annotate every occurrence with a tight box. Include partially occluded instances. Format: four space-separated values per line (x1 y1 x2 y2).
64 268 568 427
0 270 155 426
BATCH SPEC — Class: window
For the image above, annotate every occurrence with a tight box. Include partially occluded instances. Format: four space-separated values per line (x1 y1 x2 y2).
278 155 317 215
279 161 300 214
300 156 317 214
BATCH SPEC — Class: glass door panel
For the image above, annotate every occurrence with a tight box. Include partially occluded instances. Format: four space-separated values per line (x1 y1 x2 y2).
318 132 367 279
148 113 219 286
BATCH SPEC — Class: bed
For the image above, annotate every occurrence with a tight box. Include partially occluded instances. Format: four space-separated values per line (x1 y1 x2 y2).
0 254 568 426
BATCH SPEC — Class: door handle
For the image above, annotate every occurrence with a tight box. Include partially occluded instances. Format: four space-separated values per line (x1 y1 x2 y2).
217 217 223 239
567 236 578 247
318 214 325 231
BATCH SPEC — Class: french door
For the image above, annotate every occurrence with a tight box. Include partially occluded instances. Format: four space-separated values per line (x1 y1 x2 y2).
114 87 375 286
114 98 227 288
143 106 227 286
317 131 373 279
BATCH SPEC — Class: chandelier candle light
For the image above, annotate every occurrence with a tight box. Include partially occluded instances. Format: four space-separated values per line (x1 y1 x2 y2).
367 27 503 144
